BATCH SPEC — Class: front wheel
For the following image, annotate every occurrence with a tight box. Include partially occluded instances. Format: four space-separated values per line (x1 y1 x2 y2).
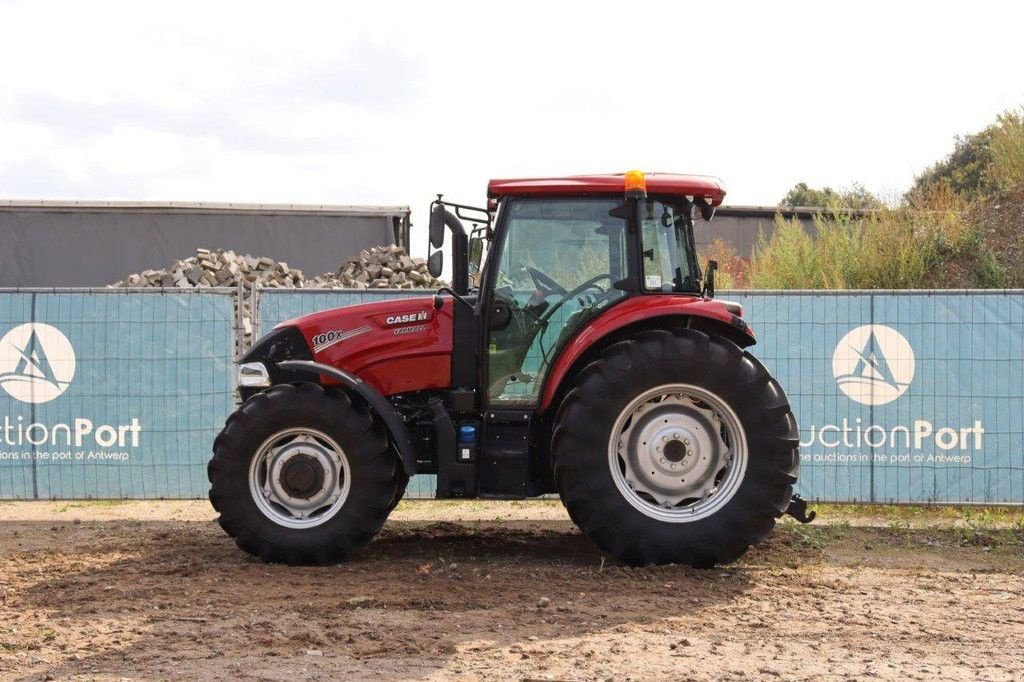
208 382 407 565
551 329 799 567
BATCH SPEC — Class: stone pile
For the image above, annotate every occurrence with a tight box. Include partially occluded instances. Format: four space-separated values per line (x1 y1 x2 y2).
315 244 444 290
112 245 444 352
112 245 443 291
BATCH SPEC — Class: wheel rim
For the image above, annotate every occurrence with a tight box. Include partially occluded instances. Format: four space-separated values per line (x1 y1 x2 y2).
248 427 351 529
608 383 748 523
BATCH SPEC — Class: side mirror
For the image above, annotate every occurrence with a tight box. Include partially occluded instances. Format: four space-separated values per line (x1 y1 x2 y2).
469 234 484 275
427 249 444 278
702 259 718 299
694 196 716 222
427 197 470 294
429 204 447 248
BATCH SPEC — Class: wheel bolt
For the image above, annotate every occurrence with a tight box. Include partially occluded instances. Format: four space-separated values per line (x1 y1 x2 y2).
659 457 666 464
673 433 681 439
662 435 669 443
670 463 677 470
687 449 694 456
684 438 690 445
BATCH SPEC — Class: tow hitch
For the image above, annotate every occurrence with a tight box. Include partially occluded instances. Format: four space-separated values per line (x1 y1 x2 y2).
785 494 816 524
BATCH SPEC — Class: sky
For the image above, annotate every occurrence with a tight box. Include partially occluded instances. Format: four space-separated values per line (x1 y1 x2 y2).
1 0 1022 254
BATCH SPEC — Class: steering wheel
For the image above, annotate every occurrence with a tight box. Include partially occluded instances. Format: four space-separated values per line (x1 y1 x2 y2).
526 266 567 296
537 273 614 327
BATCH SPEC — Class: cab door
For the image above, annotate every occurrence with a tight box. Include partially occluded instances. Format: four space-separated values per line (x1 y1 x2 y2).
484 197 628 407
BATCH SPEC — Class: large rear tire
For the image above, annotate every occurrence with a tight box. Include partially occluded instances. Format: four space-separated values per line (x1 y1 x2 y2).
551 329 798 567
208 382 407 565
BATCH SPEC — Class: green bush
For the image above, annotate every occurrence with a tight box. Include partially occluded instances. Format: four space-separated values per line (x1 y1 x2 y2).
988 109 1024 193
748 186 987 289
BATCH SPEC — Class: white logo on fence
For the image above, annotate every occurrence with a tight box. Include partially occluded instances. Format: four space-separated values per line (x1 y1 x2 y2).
0 323 76 404
832 325 914 406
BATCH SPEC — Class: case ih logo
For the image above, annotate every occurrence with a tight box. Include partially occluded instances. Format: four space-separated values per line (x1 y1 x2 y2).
312 327 369 354
385 310 430 326
832 325 915 406
0 323 76 404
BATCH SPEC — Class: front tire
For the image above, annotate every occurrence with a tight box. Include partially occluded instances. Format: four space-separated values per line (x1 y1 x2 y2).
208 382 407 565
551 329 798 567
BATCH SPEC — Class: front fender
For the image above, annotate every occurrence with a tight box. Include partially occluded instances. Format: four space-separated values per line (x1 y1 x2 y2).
538 295 755 411
277 360 418 476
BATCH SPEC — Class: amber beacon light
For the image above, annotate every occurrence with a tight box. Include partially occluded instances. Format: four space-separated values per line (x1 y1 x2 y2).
624 170 647 198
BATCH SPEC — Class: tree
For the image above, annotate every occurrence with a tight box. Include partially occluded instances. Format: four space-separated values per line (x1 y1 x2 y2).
779 182 882 209
909 108 1024 201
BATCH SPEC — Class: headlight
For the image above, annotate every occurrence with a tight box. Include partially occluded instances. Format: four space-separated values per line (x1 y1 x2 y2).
237 362 271 388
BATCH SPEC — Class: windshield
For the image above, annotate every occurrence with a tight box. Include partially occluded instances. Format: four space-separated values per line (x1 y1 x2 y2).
640 198 702 293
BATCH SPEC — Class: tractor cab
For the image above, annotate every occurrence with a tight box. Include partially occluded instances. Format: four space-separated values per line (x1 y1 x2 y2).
427 172 729 409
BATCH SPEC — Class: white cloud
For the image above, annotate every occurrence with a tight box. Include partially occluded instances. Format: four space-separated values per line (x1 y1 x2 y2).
1 0 1023 254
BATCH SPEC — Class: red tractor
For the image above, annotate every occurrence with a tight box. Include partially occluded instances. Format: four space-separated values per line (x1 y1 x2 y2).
209 171 801 567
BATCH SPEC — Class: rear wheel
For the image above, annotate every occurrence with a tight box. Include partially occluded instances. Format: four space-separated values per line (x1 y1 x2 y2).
208 382 407 565
551 328 798 567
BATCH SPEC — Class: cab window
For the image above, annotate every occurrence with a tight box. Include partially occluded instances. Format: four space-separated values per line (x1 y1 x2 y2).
640 199 701 293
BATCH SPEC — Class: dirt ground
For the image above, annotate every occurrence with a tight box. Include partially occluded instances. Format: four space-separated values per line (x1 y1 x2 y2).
1 500 1022 681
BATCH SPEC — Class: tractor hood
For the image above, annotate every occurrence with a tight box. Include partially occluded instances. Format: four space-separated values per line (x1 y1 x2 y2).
246 296 456 397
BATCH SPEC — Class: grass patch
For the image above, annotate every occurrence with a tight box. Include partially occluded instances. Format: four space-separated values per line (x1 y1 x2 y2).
773 504 1024 556
774 513 1024 557
747 185 991 289
807 503 1024 525
53 499 131 512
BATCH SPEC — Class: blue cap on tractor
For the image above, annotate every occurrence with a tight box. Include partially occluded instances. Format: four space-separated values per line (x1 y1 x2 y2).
458 424 478 444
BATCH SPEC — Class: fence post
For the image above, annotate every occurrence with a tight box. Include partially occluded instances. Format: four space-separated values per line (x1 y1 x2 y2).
251 284 261 346
234 280 245 361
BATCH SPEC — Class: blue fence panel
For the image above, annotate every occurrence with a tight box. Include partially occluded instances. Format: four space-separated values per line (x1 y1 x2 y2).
7 288 1015 504
0 291 235 499
727 291 1024 504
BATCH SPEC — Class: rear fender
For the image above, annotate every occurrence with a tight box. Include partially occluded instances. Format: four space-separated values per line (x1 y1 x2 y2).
538 296 755 412
277 360 418 476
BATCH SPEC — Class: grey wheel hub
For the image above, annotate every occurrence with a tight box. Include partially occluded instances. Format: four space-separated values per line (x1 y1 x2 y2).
609 384 748 523
248 428 351 529
279 454 325 499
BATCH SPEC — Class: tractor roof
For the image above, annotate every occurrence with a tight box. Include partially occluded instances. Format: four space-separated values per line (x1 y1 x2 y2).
487 172 726 206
